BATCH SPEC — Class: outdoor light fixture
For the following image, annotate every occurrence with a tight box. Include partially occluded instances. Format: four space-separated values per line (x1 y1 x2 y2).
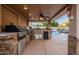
40 17 43 20
69 15 74 22
70 16 74 20
67 11 70 15
24 5 28 10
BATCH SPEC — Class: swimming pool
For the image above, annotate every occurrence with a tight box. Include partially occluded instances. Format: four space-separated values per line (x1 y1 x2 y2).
51 30 60 37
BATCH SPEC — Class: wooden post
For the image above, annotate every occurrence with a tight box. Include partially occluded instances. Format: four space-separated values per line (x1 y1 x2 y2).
47 19 51 39
0 5 2 32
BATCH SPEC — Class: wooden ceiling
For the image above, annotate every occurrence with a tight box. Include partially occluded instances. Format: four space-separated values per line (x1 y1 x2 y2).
6 4 67 19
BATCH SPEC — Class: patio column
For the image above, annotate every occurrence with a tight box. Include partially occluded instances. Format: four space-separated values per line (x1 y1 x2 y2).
47 19 51 29
68 4 77 55
48 19 51 39
68 4 79 55
76 4 79 55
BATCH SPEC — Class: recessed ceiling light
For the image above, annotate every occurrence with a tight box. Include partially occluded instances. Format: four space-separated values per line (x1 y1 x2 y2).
24 7 28 10
24 5 28 10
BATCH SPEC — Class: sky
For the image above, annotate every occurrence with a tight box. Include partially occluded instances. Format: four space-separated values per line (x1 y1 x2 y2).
55 14 69 24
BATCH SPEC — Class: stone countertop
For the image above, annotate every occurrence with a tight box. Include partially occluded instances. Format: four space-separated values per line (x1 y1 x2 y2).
0 32 18 55
0 32 17 37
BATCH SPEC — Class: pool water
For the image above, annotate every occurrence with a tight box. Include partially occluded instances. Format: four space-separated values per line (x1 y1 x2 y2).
51 31 60 37
51 30 68 40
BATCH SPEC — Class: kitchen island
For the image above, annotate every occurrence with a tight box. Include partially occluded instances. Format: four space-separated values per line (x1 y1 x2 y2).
0 32 18 55
0 32 31 55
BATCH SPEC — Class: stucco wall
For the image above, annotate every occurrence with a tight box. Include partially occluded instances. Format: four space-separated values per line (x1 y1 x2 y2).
1 5 27 31
76 5 79 40
68 5 77 55
18 16 27 27
69 5 76 37
76 4 79 54
2 6 18 27
69 4 79 55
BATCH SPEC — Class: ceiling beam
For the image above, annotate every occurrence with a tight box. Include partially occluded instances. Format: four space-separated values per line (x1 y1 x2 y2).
49 4 69 20
2 4 27 20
